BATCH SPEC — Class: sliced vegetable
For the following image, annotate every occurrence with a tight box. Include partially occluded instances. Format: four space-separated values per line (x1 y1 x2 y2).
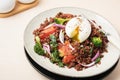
79 51 101 67
79 61 95 67
79 57 101 67
58 41 72 57
35 36 40 44
43 43 51 54
44 23 54 29
34 36 45 55
53 23 65 28
58 41 75 64
62 54 75 64
59 30 64 44
69 44 75 51
58 48 65 57
39 26 57 39
79 50 101 67
91 51 100 61
54 18 70 25
92 37 102 47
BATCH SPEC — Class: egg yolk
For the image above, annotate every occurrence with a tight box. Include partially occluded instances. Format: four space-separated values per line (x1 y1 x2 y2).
71 26 80 42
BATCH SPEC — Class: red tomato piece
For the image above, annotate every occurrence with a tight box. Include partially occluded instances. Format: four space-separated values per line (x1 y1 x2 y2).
58 41 72 57
39 26 57 39
62 54 75 64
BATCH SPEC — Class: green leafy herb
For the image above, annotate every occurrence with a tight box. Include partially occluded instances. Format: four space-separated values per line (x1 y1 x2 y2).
34 43 45 55
50 34 57 42
49 34 64 67
50 53 60 62
50 51 64 67
54 18 70 25
52 50 59 59
90 47 93 55
58 62 64 67
50 34 58 50
92 37 102 47
95 57 101 63
34 36 45 55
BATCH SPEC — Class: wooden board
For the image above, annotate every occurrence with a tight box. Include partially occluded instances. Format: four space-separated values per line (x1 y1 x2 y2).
0 0 39 18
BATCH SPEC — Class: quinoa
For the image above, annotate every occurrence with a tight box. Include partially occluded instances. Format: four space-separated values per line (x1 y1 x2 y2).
33 12 109 71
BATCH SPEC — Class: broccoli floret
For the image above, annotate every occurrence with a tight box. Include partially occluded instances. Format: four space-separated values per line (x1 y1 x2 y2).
92 37 102 47
34 36 45 55
34 43 45 55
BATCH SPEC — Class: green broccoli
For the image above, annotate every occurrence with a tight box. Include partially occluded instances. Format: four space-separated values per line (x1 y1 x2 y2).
34 36 45 55
92 37 102 47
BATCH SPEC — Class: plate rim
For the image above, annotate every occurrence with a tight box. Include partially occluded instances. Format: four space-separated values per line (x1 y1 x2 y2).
24 47 119 79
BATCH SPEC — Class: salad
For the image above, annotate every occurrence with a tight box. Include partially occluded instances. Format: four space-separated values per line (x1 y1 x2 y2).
33 12 109 71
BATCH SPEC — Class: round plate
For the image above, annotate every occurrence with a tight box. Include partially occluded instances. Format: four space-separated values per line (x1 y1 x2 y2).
24 7 120 78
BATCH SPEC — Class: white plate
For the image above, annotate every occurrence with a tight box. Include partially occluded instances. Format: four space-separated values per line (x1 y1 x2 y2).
24 7 120 77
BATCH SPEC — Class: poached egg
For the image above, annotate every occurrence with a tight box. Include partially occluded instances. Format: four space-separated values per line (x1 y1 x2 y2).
65 16 91 43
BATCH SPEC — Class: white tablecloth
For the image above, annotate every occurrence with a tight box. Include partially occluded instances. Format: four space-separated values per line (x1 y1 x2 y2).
0 0 120 80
